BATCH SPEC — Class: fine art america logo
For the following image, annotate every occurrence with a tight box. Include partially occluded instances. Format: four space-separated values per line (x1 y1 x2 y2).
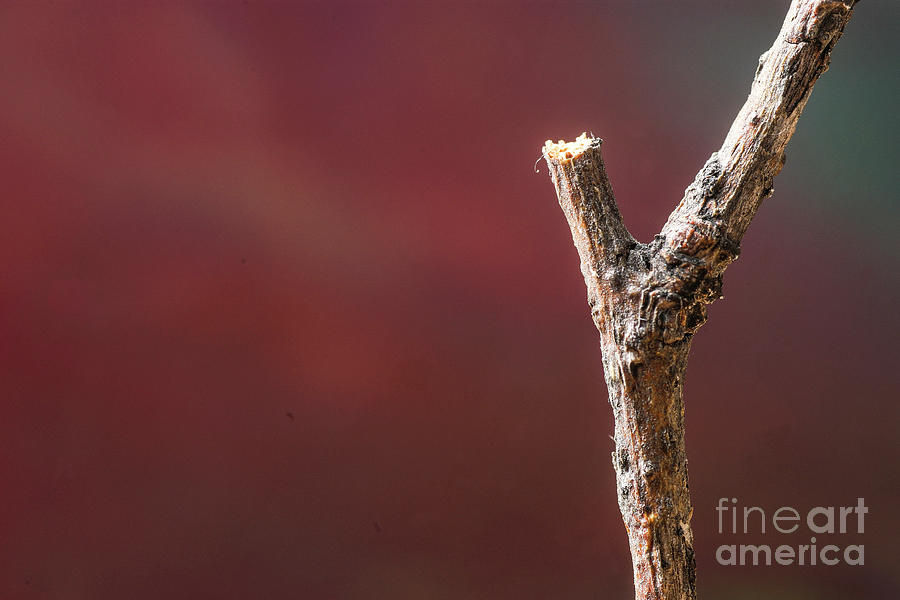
715 498 867 566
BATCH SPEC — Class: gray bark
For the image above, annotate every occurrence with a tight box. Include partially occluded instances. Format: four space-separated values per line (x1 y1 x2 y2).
541 1 859 598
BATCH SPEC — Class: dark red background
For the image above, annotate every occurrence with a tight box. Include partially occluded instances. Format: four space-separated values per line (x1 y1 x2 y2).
1 1 897 598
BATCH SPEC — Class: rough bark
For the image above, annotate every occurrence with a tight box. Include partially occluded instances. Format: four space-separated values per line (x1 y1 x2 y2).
540 2 858 599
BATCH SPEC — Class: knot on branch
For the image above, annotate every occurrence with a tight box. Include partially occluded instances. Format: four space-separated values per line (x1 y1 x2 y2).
659 217 740 284
627 156 742 345
610 215 740 349
631 283 710 347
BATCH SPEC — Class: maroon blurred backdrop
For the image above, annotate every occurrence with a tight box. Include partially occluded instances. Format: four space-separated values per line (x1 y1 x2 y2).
1 1 897 599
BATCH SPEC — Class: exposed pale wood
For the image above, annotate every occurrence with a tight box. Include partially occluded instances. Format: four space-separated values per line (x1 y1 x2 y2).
541 2 858 598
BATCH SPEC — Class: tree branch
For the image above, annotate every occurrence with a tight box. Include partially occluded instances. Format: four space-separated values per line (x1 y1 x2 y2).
662 0 857 256
544 136 636 317
540 2 858 599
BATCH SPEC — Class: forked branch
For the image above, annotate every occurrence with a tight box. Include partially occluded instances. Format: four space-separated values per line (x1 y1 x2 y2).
540 2 858 599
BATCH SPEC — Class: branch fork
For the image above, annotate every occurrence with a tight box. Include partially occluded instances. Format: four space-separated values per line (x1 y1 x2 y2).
541 2 857 599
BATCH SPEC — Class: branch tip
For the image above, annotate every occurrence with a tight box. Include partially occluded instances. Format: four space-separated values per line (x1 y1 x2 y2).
543 133 601 162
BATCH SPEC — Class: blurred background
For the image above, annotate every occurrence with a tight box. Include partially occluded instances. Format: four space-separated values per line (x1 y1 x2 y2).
1 1 897 598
